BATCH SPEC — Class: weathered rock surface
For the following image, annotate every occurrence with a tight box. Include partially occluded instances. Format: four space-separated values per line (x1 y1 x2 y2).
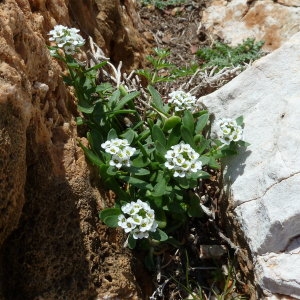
202 0 300 51
199 32 300 299
0 0 148 298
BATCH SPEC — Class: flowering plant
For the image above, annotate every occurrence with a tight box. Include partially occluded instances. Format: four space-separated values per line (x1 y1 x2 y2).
48 25 85 55
168 90 197 112
101 138 136 169
48 26 247 253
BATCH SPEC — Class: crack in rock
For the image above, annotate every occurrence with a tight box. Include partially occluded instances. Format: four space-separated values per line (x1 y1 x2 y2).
233 171 300 209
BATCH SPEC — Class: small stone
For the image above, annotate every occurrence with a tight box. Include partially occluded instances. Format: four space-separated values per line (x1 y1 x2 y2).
199 245 227 259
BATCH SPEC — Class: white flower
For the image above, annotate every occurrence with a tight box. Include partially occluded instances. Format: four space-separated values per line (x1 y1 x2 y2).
117 214 127 227
180 160 192 171
168 90 197 112
121 146 136 157
216 118 243 145
48 25 85 55
150 221 158 232
174 154 185 166
49 25 68 40
118 200 158 240
122 218 137 233
187 151 199 160
132 229 149 239
136 199 150 210
109 156 123 169
164 160 175 170
190 161 202 173
164 142 202 177
101 138 136 169
64 44 76 55
173 168 186 178
122 202 142 215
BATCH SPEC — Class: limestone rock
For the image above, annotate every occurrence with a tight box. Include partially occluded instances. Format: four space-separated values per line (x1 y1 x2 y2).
0 0 147 298
202 0 300 51
198 32 300 298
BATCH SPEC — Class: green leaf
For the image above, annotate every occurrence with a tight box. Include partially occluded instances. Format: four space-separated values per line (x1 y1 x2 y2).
136 141 152 158
152 178 167 197
195 113 209 133
136 128 151 143
236 115 244 126
108 128 118 140
155 140 167 157
150 228 168 241
208 157 220 169
119 176 153 190
106 166 117 176
181 126 195 148
199 156 210 165
84 61 107 73
78 142 103 167
103 215 119 227
155 209 167 228
182 110 194 134
115 91 140 111
128 234 137 249
77 100 94 114
76 117 84 125
190 170 211 180
108 89 121 108
99 207 121 221
88 129 105 155
132 153 150 168
174 176 189 189
167 123 181 147
237 140 250 147
188 195 203 218
99 207 122 228
67 62 80 69
152 124 166 147
127 166 150 176
120 129 136 144
196 137 210 154
148 85 167 113
95 82 113 94
163 116 181 132
106 109 136 116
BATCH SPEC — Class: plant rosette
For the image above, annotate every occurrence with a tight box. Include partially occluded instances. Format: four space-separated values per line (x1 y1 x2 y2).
47 25 248 252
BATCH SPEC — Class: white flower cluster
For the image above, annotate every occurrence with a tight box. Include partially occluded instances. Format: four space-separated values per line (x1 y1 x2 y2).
101 138 136 169
118 200 158 239
168 90 197 112
164 142 202 177
48 25 85 55
216 118 243 145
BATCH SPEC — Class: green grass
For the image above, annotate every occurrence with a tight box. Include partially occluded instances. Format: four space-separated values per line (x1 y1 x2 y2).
196 38 265 70
139 0 188 10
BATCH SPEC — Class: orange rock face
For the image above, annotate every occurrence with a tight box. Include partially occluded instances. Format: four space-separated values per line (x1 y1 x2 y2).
0 0 147 298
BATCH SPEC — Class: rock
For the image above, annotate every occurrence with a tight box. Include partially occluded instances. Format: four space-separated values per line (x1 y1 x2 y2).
0 0 148 298
199 244 227 259
202 0 300 51
69 0 148 70
198 32 300 298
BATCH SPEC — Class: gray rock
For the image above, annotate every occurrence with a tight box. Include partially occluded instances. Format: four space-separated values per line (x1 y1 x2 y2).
198 32 300 298
202 0 300 51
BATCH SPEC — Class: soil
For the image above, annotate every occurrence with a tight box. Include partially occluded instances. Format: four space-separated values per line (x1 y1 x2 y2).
129 2 250 299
